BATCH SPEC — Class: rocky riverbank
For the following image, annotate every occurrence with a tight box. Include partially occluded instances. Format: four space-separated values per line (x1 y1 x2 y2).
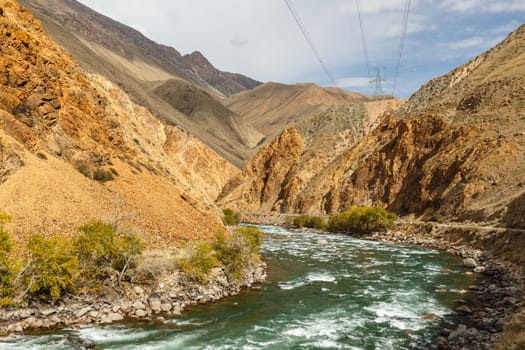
0 261 267 337
369 224 524 350
286 220 524 349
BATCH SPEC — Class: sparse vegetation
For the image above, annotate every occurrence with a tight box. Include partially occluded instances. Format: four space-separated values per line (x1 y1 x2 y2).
213 226 263 281
93 168 114 182
76 165 92 178
175 240 219 283
175 226 263 283
0 208 145 305
0 210 13 305
36 152 47 160
222 208 241 225
293 214 326 229
328 206 396 235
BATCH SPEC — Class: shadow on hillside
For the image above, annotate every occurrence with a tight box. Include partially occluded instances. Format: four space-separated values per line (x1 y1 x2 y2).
502 191 525 229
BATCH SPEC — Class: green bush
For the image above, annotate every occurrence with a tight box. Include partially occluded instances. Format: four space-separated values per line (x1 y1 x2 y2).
93 168 114 182
77 165 92 178
0 210 13 304
213 226 263 281
328 206 396 235
222 208 241 226
74 220 143 282
176 240 219 283
21 235 79 302
293 215 326 229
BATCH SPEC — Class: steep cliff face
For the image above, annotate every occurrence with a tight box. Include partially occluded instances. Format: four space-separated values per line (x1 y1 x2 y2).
0 0 239 246
219 24 525 227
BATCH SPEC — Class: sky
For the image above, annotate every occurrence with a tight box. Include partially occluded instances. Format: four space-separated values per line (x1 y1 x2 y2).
77 0 524 98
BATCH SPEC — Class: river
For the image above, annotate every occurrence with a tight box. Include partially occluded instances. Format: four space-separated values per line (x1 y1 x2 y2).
1 225 477 349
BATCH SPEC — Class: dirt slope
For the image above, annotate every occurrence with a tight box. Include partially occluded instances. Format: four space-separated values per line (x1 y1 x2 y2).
0 0 240 247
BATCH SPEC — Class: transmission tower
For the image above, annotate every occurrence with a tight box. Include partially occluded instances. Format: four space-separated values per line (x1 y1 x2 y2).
370 66 385 95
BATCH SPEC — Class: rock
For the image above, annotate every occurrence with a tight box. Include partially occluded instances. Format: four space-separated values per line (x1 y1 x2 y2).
448 324 468 341
112 305 121 313
101 313 123 324
433 336 448 350
495 319 506 332
160 303 172 312
456 305 473 314
317 239 328 245
135 309 146 318
463 258 477 268
40 308 56 317
76 306 92 318
134 286 144 295
474 266 486 273
132 301 146 310
153 316 166 325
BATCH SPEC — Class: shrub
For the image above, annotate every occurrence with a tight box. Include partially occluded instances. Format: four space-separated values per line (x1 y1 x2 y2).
77 165 92 178
21 235 79 302
328 206 396 235
222 208 241 226
176 240 219 283
293 215 326 229
213 226 263 281
0 210 13 304
74 220 143 283
93 168 114 182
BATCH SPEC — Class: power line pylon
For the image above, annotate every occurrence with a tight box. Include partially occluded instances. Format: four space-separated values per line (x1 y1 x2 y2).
370 66 385 95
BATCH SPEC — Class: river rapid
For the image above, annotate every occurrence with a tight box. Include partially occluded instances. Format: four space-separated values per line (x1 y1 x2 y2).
1 225 477 349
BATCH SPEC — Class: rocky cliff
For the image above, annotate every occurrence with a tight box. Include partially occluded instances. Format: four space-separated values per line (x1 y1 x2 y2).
219 24 525 227
0 0 240 247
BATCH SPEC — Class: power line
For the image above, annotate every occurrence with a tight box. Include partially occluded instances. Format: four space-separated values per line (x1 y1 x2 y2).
355 0 371 81
284 0 337 86
392 0 411 96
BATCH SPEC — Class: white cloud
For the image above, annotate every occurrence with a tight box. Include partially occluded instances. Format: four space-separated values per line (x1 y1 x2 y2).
440 0 525 13
449 36 484 49
337 77 371 88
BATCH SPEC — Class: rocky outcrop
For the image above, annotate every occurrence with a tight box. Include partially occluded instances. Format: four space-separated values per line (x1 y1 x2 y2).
181 51 261 96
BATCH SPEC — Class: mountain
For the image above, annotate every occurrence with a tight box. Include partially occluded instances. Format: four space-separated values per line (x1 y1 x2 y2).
219 24 525 227
0 0 240 246
17 0 262 166
226 81 392 139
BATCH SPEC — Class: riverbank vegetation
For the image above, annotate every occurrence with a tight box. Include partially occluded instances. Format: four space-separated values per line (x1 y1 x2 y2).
328 206 396 234
222 208 241 225
0 212 144 305
176 226 264 282
291 206 396 235
0 208 262 308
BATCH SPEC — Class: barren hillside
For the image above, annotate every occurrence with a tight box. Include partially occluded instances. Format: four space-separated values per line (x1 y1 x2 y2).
226 81 392 138
0 0 240 247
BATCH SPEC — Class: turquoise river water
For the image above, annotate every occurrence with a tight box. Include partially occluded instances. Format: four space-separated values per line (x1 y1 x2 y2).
0 225 477 349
